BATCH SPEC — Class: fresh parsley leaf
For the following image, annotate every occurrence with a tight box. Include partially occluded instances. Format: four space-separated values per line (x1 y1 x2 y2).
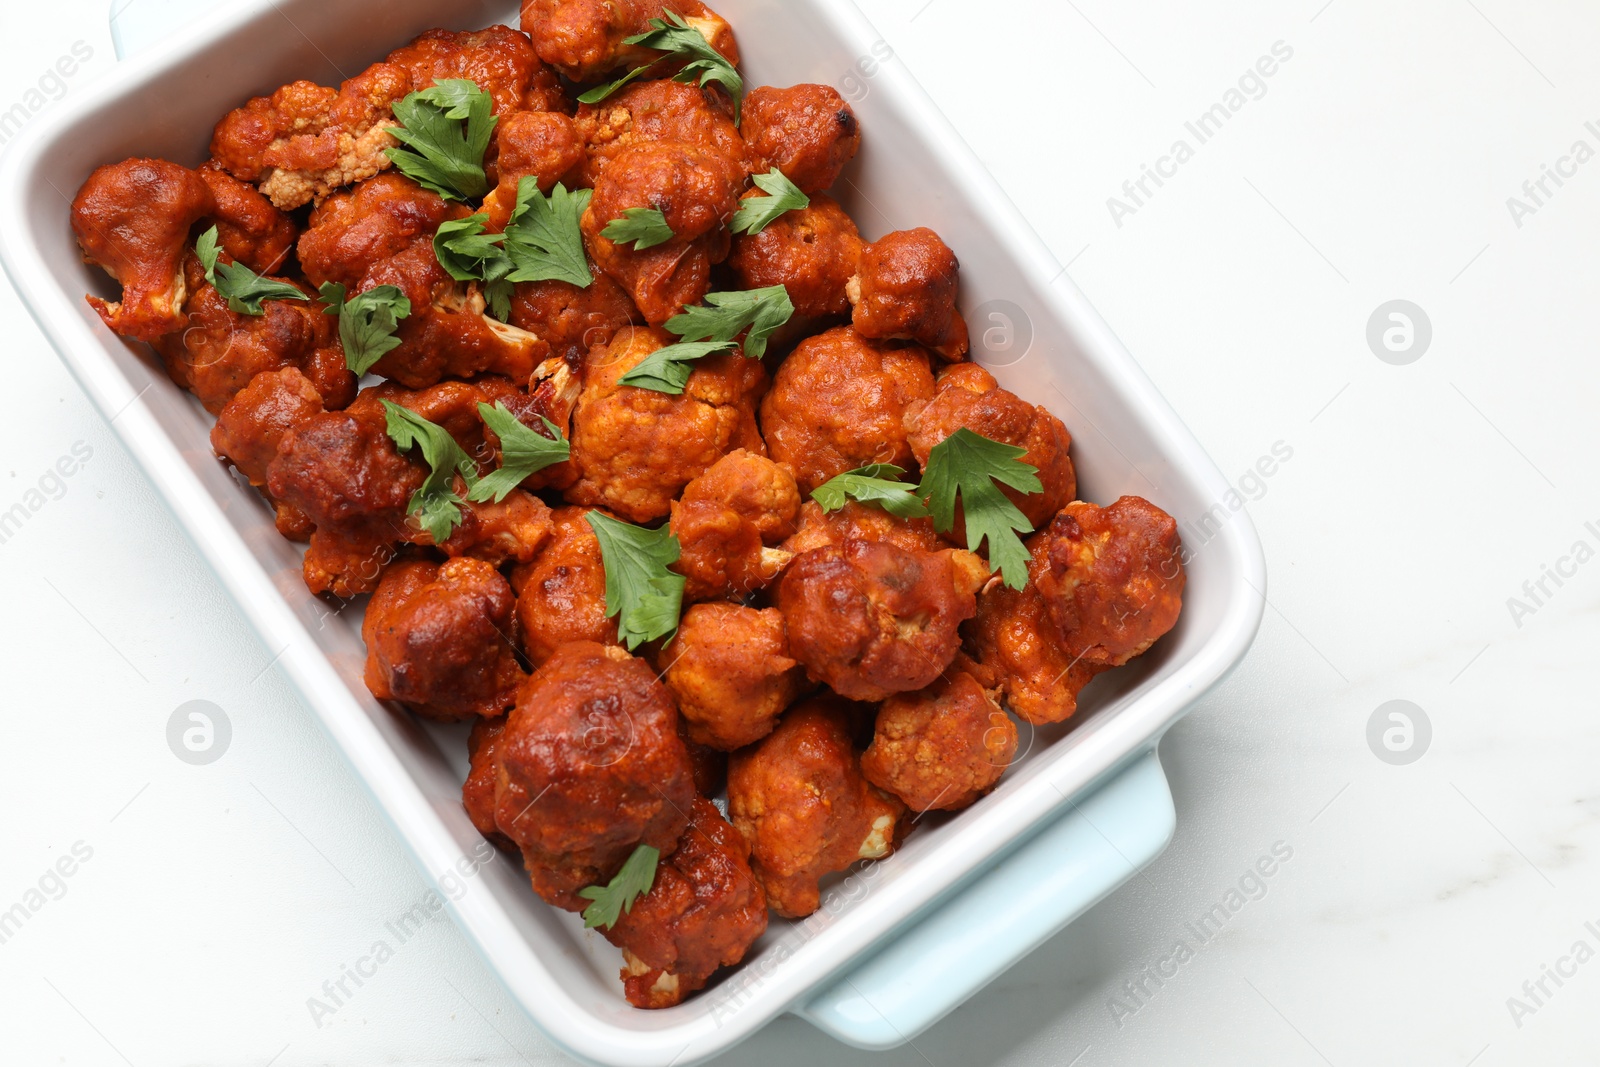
318 282 411 376
916 428 1044 591
666 57 744 123
601 207 676 250
485 280 514 322
664 285 794 359
812 464 930 520
577 11 745 121
576 69 652 108
584 512 686 650
615 284 791 393
503 178 594 287
382 400 480 543
616 340 738 394
731 169 810 235
434 214 511 282
195 226 309 316
433 214 515 321
578 844 660 930
385 79 497 201
467 401 570 503
415 79 486 115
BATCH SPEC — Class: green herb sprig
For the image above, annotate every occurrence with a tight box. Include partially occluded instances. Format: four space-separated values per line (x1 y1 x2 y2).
317 282 411 375
812 464 930 520
601 207 676 251
585 512 686 650
616 285 794 394
381 401 480 543
385 79 497 201
466 402 570 503
503 178 594 287
577 11 744 122
578 844 660 930
916 429 1043 590
615 340 738 395
433 214 515 321
663 285 792 359
731 169 810 235
195 226 309 316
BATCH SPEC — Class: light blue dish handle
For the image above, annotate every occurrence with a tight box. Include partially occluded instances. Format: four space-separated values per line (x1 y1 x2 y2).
110 0 226 58
109 8 1179 1053
797 751 1174 1048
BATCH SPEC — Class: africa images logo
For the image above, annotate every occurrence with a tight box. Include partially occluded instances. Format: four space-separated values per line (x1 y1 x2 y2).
1107 41 1295 228
1107 842 1294 1028
1505 920 1600 1030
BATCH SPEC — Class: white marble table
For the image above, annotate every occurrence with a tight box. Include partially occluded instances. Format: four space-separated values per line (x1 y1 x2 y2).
2 1 1596 1064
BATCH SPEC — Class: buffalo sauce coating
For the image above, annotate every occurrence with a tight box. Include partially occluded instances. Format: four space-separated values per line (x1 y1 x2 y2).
603 796 768 1008
492 642 696 911
727 697 905 919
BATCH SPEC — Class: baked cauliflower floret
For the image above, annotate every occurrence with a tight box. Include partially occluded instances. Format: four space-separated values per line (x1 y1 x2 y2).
861 669 1017 812
659 603 805 750
266 404 425 597
344 376 521 472
759 325 936 495
777 538 988 702
491 642 696 910
210 67 410 210
741 84 861 194
582 230 724 331
581 143 745 325
383 25 568 117
727 696 905 919
669 449 799 602
568 327 766 523
438 489 556 567
574 79 748 186
482 111 587 228
521 0 739 83
905 362 1076 534
71 159 215 342
781 499 945 558
728 193 862 319
587 140 741 249
344 379 557 564
209 366 330 538
603 796 768 1009
962 568 1105 725
297 173 470 290
210 367 326 488
848 228 970 362
510 271 641 365
212 27 564 211
508 506 620 666
153 268 354 415
356 240 546 388
210 79 339 185
962 497 1185 728
1034 497 1186 667
196 162 299 275
266 377 526 590
362 556 527 721
471 356 585 493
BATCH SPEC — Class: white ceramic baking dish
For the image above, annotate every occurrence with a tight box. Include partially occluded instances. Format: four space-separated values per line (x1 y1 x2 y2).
0 1 1267 1062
